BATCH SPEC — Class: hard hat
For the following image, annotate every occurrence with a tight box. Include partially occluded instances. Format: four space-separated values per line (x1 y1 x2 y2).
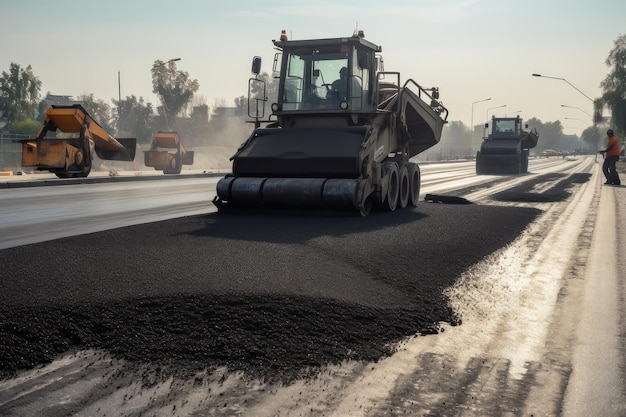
607 129 614 136
340 67 348 75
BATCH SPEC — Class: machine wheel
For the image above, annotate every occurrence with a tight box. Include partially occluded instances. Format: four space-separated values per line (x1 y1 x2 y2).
382 162 399 211
398 164 410 209
78 128 92 178
78 149 92 177
408 163 421 207
475 152 484 175
512 155 522 174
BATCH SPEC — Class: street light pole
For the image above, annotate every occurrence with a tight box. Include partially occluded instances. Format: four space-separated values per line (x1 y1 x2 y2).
532 73 594 102
561 104 593 118
486 104 507 123
117 70 121 130
471 98 491 133
470 98 491 155
564 117 590 125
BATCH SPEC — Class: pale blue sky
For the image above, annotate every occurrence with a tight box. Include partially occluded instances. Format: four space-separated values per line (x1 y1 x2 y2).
1 0 624 134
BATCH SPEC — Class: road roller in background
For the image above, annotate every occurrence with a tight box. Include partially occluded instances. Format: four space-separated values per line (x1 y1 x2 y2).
144 131 194 174
213 30 448 216
476 116 539 175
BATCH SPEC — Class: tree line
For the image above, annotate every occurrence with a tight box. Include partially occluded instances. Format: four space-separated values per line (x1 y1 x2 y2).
0 60 270 148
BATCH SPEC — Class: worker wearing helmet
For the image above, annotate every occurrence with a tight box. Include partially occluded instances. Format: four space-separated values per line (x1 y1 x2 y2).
598 129 621 185
329 66 363 108
330 67 350 100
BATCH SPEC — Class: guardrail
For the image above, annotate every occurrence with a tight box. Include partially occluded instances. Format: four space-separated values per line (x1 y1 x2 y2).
0 132 32 173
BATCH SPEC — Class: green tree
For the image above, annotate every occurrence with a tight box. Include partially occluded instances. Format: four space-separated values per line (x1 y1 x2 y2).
600 34 626 138
77 93 114 133
234 95 247 117
440 120 472 157
246 71 278 119
251 72 278 102
0 62 42 128
113 95 154 145
151 60 199 129
526 118 563 151
581 125 602 153
9 118 41 135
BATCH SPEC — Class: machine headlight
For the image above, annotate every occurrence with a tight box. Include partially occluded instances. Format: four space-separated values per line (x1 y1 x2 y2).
271 102 280 112
339 100 349 110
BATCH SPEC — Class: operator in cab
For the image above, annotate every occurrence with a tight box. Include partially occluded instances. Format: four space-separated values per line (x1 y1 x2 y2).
330 67 350 100
329 67 361 103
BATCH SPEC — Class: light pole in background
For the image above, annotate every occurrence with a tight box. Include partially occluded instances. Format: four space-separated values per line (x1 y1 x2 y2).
564 117 591 126
471 98 491 133
470 98 491 155
532 74 593 102
117 70 122 128
486 104 507 123
561 104 593 118
118 71 121 106
532 73 596 126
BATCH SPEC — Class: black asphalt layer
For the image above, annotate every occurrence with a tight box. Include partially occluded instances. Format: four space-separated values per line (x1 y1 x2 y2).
0 201 542 382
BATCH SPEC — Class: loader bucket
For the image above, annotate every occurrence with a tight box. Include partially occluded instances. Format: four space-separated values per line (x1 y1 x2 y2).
94 137 137 161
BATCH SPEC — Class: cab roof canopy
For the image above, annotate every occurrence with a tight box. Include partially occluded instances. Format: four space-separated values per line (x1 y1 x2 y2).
272 35 382 53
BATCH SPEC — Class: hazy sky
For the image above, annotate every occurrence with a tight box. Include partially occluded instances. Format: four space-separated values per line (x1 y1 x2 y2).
2 0 624 135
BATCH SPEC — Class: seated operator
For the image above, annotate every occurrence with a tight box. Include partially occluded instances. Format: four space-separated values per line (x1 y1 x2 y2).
330 67 350 100
330 67 361 99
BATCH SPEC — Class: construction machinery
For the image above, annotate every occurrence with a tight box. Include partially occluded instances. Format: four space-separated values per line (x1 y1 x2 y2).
475 116 539 175
144 131 194 174
21 104 136 178
213 30 448 215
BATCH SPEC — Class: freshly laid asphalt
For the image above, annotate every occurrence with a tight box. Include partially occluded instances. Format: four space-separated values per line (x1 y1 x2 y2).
0 201 542 382
2 169 599 383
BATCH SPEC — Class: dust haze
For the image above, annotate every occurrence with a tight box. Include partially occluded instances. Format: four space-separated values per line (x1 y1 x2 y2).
187 118 255 172
97 119 254 173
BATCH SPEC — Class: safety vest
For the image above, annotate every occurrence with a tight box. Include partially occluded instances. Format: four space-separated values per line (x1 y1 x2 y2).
607 135 620 157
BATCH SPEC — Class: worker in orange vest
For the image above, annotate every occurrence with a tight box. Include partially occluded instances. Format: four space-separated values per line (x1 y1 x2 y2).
599 129 621 185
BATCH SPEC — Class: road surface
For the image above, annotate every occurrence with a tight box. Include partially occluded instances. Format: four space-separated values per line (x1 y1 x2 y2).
0 156 624 416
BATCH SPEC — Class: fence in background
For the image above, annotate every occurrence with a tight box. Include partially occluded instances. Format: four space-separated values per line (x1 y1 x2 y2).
0 132 31 172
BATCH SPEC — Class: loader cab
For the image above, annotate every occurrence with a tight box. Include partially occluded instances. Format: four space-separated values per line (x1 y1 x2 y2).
270 31 380 115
